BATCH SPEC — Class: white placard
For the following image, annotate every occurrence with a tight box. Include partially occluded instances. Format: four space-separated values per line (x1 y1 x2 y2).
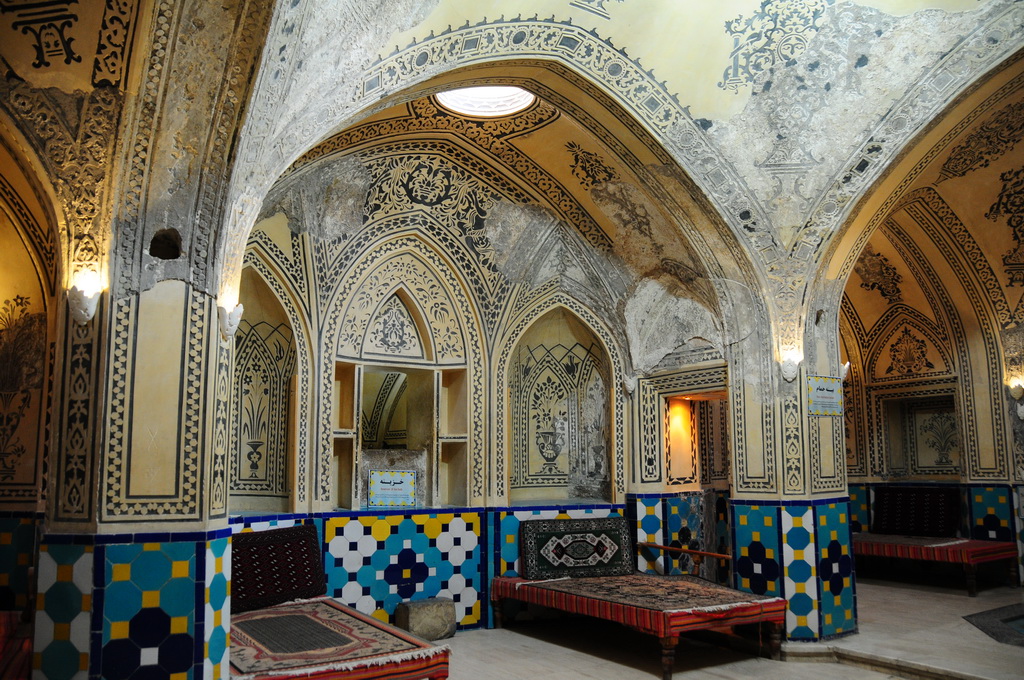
807 375 843 416
368 469 416 507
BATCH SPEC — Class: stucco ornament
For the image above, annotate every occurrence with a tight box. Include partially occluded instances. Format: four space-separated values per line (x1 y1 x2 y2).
624 279 721 376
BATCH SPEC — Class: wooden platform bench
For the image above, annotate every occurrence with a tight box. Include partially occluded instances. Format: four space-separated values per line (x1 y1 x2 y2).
490 517 785 680
230 524 449 680
851 485 1019 597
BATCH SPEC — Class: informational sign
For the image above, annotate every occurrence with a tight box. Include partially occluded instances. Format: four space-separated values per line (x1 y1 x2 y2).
368 469 417 507
807 375 843 416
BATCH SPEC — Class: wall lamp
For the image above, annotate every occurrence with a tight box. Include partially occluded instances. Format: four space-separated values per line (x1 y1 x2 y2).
780 349 802 383
1009 379 1024 420
67 269 103 325
217 302 244 341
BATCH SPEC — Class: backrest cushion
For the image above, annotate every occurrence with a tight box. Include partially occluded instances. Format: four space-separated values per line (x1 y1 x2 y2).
871 486 960 538
519 516 634 580
232 524 327 613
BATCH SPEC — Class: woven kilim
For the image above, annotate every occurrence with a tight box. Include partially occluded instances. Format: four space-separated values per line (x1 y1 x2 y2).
519 517 634 579
852 534 1017 565
231 598 449 680
232 525 327 613
491 574 786 638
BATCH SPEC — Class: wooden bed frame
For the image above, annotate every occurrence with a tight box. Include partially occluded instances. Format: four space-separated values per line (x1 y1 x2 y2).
231 524 449 680
851 486 1019 596
491 518 785 680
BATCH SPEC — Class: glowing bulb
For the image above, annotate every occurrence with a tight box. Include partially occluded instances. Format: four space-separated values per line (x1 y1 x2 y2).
67 269 104 325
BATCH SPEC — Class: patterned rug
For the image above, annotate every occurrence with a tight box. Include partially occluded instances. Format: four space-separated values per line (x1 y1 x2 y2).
519 517 634 579
963 604 1024 647
231 598 449 679
531 573 777 612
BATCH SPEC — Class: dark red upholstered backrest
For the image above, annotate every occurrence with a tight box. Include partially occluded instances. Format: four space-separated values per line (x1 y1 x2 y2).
870 485 960 538
232 524 327 613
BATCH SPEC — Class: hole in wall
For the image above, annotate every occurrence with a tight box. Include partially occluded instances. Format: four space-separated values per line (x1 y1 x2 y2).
149 229 182 260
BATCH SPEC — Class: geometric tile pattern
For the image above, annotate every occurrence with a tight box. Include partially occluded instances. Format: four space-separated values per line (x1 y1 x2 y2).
967 485 1015 542
498 507 623 577
325 512 482 628
732 503 781 598
32 543 92 680
203 537 230 680
0 516 36 611
664 492 713 577
100 541 198 680
847 484 869 533
229 518 298 534
815 501 854 639
632 498 663 573
782 505 818 640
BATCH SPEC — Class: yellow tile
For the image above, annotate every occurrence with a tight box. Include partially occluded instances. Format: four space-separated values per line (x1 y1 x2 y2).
792 516 802 527
17 554 28 566
834 595 842 606
171 616 188 634
766 548 774 560
171 673 188 680
764 516 773 526
0 574 8 586
171 561 189 579
740 547 749 557
33 653 42 670
79 653 88 670
110 621 130 639
831 530 837 540
54 623 70 640
795 583 805 593
794 549 804 561
144 543 161 551
0 533 10 545
825 614 832 625
142 590 160 608
215 556 223 573
403 568 411 579
57 565 74 582
741 578 750 589
506 535 514 543
739 516 747 525
752 531 760 541
839 513 846 523
975 495 982 502
112 563 131 582
82 594 91 611
214 610 222 628
797 615 807 627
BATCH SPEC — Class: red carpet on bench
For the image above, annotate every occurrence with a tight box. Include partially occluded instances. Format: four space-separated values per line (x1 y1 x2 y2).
852 534 1018 565
230 597 449 680
492 573 785 637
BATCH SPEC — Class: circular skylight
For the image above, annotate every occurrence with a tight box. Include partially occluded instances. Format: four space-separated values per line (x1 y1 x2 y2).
435 86 536 117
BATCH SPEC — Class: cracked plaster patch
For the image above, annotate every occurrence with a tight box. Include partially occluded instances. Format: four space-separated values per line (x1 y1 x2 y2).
624 278 722 376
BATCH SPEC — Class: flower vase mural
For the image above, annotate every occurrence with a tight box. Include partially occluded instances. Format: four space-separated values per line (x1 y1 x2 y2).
531 376 567 475
0 296 45 484
230 320 296 504
509 312 612 501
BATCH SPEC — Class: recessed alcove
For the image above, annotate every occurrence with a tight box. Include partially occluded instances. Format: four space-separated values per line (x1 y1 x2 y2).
508 308 612 505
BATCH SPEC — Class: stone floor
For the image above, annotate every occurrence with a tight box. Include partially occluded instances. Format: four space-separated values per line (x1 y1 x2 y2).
445 577 1023 679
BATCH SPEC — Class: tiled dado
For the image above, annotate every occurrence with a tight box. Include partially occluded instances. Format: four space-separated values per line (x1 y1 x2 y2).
0 514 38 611
732 497 855 641
626 492 722 579
323 510 483 629
33 530 231 680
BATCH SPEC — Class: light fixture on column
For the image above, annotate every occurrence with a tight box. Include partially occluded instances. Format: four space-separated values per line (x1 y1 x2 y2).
1009 379 1024 420
840 361 851 381
780 348 802 383
217 302 244 341
67 268 103 325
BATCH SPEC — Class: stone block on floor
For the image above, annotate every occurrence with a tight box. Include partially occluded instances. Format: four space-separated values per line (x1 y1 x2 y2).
395 597 456 640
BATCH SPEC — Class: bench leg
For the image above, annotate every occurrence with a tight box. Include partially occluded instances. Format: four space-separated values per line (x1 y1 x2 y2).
767 621 782 660
965 564 978 597
493 599 505 628
659 635 678 680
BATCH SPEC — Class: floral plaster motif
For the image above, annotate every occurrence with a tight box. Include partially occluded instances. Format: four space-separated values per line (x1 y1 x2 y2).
0 296 45 482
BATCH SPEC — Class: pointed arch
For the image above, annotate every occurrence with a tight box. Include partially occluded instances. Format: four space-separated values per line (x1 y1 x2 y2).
495 295 628 502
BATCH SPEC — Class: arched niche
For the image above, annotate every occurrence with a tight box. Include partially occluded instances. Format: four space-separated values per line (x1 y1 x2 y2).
229 266 297 513
507 307 612 504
